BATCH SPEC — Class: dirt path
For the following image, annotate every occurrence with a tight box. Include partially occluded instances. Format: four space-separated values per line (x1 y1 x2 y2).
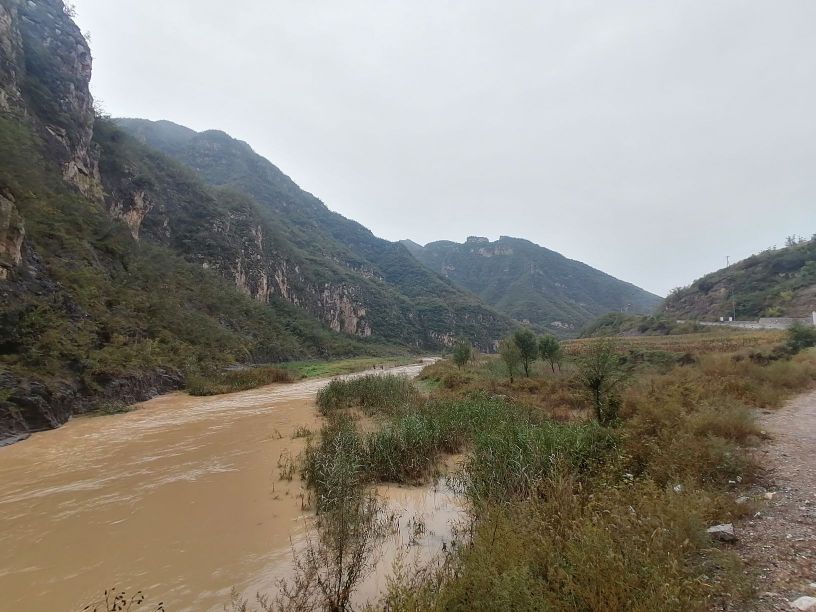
738 390 816 611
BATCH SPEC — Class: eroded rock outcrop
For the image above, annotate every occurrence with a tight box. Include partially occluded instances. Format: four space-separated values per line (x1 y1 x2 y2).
2 0 103 199
0 191 24 279
108 189 153 240
321 285 371 336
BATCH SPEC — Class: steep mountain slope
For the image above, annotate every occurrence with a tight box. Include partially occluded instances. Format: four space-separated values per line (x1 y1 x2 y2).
0 0 512 441
403 236 662 334
0 0 388 441
664 238 816 320
115 118 512 348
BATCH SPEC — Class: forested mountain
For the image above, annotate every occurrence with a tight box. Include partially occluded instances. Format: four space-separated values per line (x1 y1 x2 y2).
114 117 509 348
663 237 816 320
403 236 662 335
0 0 509 440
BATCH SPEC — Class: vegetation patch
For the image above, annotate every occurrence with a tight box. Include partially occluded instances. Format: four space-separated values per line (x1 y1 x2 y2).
316 374 421 416
187 366 296 396
283 357 417 380
364 331 815 610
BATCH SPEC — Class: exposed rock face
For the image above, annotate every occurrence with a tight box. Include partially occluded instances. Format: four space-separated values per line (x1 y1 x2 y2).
0 191 24 279
2 0 103 199
322 285 370 336
108 189 153 240
0 368 184 444
430 331 456 347
0 2 23 112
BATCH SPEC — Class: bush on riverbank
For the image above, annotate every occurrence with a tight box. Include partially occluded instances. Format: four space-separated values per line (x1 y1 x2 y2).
316 374 421 416
187 366 295 396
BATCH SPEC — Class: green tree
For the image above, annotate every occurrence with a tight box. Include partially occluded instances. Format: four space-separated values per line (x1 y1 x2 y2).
499 337 522 383
786 322 816 354
577 339 628 426
512 329 538 377
538 335 562 372
452 338 472 369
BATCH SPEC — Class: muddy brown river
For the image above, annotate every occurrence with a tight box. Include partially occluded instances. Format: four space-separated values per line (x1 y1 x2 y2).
0 362 462 611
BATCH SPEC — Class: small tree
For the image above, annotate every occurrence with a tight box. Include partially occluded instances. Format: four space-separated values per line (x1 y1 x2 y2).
452 338 472 369
577 339 628 426
538 335 562 372
499 337 522 383
786 322 816 354
512 329 538 377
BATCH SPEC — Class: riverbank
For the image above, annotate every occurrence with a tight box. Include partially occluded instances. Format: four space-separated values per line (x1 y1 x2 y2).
0 360 439 612
186 356 421 396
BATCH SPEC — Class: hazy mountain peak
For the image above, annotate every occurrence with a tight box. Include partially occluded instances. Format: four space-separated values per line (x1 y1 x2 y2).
406 235 661 333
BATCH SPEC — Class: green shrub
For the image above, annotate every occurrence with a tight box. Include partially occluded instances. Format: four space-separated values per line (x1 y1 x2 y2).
786 322 816 354
187 366 295 396
458 420 616 502
301 415 367 513
316 374 420 416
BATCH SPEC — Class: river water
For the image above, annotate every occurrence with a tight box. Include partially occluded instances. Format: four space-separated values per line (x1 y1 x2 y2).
0 362 462 611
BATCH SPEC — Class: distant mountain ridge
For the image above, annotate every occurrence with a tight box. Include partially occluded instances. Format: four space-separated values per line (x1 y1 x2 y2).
664 238 816 320
402 235 662 335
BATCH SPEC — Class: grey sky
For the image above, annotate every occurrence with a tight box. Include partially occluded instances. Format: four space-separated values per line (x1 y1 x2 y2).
73 1 815 296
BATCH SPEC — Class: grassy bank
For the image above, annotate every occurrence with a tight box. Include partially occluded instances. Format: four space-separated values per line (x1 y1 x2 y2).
288 330 816 611
284 356 419 379
186 356 421 396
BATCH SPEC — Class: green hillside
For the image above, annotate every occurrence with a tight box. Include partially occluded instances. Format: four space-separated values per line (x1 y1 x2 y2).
403 236 662 335
0 112 389 437
115 118 512 348
664 238 816 320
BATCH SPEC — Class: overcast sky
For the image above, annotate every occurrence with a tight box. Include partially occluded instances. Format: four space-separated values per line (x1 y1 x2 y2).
72 1 815 296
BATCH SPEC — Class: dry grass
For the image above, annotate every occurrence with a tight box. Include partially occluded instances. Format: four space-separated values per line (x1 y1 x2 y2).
372 339 816 611
379 471 750 612
565 329 785 356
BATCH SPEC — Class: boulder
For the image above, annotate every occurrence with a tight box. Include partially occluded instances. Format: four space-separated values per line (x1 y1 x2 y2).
707 523 737 543
790 596 816 611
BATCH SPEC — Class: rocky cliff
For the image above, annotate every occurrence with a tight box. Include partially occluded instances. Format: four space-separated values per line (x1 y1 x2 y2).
0 0 101 198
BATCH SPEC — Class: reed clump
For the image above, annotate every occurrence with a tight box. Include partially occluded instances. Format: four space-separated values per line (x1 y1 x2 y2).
316 374 421 416
187 366 295 396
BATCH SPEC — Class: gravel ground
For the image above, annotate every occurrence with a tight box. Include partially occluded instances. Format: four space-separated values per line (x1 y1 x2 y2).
736 391 816 611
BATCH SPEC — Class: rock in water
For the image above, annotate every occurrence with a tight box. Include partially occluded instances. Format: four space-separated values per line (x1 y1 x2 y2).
790 596 816 611
706 523 737 542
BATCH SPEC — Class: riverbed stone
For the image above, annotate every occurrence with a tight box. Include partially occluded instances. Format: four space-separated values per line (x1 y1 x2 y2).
790 596 816 611
707 523 737 542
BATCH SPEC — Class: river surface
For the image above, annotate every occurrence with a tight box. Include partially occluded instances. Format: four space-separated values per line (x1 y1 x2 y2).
0 361 462 611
